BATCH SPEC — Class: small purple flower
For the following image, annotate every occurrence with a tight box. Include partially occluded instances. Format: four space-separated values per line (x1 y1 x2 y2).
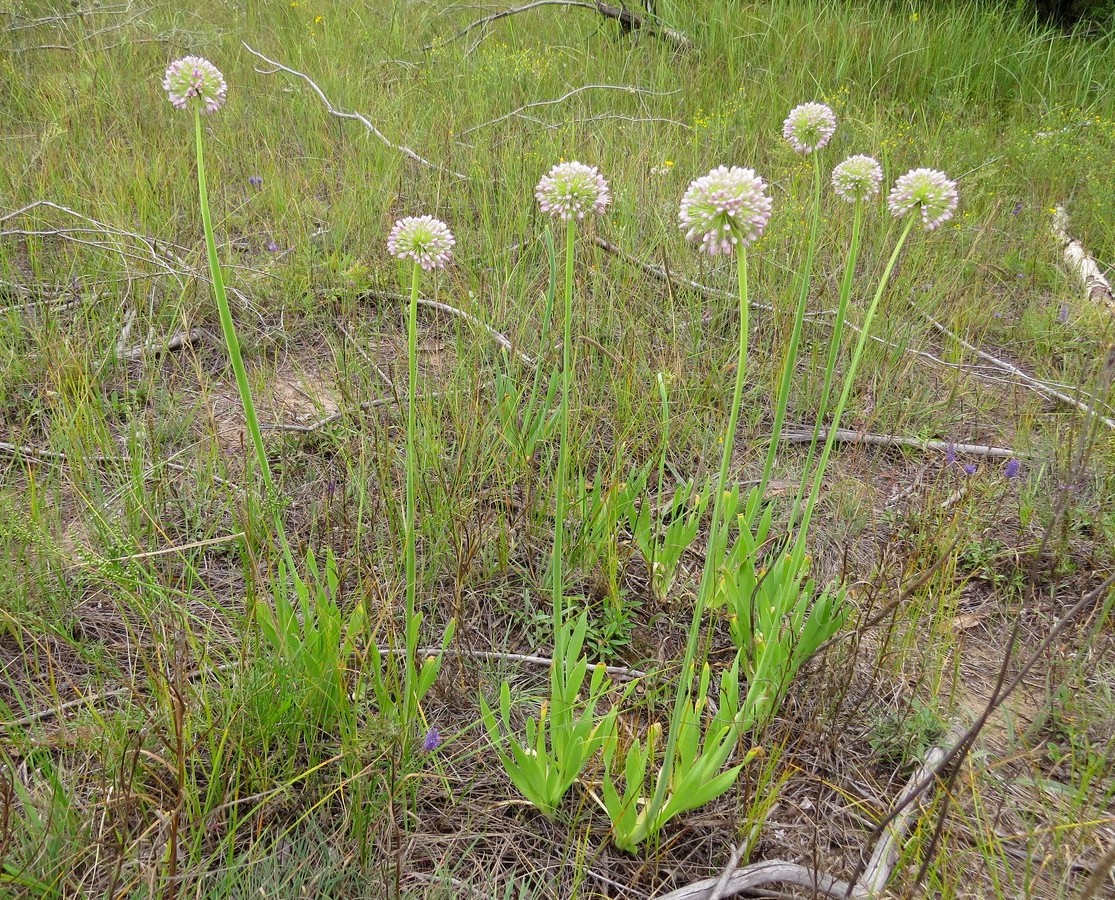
679 165 773 256
782 102 837 154
1004 459 1021 479
387 215 455 271
163 56 227 115
535 162 610 223
249 175 263 188
944 441 957 466
421 727 441 751
1058 302 1069 324
267 240 280 253
888 168 959 231
963 463 977 476
1011 201 1023 216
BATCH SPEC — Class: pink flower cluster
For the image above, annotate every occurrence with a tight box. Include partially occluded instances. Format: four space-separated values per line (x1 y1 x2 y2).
679 166 772 256
387 216 456 271
887 168 959 230
163 56 227 115
535 162 610 223
782 102 837 154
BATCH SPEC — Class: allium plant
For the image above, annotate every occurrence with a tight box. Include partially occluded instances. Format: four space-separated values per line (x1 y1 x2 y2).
484 163 613 818
601 166 772 851
378 215 459 751
163 58 365 748
831 154 884 204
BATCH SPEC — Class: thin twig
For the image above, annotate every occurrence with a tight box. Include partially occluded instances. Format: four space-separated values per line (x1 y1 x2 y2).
0 440 235 489
458 83 679 136
241 42 467 181
407 647 646 681
370 289 532 364
924 314 1115 430
780 428 1017 459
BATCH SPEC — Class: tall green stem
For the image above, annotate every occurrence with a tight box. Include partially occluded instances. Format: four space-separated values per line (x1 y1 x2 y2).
791 199 864 522
648 248 749 817
760 160 823 494
194 109 292 565
798 217 916 536
404 260 422 721
552 223 576 654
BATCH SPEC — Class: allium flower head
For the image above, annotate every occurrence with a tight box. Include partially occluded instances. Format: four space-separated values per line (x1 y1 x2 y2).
887 168 959 231
782 102 837 154
1004 459 1021 479
535 162 610 223
163 56 227 115
387 215 455 271
421 727 440 752
831 155 883 203
679 165 772 255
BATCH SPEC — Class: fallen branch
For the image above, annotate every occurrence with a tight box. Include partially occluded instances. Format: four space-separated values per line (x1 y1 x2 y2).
780 428 1017 460
241 42 467 181
845 570 1115 893
924 315 1115 430
655 859 866 900
856 731 963 896
121 327 213 361
423 0 692 52
1051 205 1114 312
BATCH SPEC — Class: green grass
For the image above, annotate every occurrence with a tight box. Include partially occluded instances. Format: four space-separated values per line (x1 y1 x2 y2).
2 0 1115 896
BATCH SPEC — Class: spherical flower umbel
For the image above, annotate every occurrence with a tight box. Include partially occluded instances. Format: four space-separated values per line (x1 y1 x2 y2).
163 56 227 115
831 155 883 203
782 102 837 154
887 168 959 231
679 165 772 256
535 162 610 223
387 215 455 271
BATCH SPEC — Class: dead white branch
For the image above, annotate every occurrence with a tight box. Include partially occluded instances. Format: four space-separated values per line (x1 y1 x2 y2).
241 43 467 181
1051 205 1114 312
655 860 867 899
781 428 1017 459
857 732 963 896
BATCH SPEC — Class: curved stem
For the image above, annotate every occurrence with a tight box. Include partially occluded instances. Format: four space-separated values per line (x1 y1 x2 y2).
798 216 916 537
194 109 293 566
761 159 823 495
791 198 864 522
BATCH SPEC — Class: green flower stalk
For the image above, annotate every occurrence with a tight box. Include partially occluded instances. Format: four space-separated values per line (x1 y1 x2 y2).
387 215 456 729
165 57 286 553
791 155 883 521
761 103 837 494
534 161 610 649
799 166 957 534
